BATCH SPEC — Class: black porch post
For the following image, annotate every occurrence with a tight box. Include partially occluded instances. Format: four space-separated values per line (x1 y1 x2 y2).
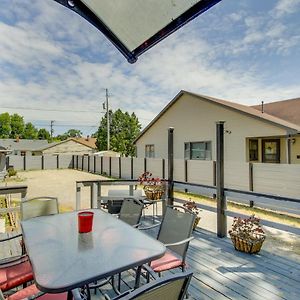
168 127 174 206
216 121 226 238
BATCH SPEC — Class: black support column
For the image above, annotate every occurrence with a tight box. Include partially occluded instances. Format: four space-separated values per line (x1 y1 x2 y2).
216 121 226 238
167 127 174 206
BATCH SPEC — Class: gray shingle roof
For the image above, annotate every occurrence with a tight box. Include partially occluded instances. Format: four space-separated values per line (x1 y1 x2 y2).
0 139 50 151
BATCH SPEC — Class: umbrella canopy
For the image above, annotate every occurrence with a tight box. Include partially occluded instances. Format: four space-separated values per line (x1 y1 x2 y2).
53 0 221 63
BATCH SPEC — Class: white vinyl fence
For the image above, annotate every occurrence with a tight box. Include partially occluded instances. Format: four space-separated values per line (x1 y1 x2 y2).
7 154 300 201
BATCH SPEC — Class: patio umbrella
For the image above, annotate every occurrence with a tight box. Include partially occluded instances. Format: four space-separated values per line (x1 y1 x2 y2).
53 0 222 63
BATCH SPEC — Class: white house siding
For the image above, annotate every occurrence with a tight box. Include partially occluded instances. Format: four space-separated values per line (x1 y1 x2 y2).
43 140 94 155
291 136 300 164
136 93 288 163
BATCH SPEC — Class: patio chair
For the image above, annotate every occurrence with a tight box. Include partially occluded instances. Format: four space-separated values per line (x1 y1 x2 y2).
20 197 59 221
104 270 193 300
140 205 195 276
0 197 59 294
119 198 143 227
0 284 89 300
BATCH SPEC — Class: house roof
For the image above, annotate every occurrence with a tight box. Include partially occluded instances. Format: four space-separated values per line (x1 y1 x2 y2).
251 98 300 126
135 90 300 143
0 139 49 151
41 137 97 151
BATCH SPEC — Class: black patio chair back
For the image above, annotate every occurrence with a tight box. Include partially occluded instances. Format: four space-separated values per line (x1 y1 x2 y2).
119 198 143 226
158 205 195 259
111 270 193 300
20 196 59 221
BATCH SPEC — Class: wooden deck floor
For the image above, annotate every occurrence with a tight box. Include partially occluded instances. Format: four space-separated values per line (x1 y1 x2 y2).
1 222 299 300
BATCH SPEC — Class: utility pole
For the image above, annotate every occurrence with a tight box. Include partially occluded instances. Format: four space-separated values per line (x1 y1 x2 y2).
50 120 54 138
103 89 110 150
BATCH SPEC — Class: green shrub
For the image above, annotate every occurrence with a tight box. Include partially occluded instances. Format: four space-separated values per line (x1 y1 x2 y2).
7 168 17 177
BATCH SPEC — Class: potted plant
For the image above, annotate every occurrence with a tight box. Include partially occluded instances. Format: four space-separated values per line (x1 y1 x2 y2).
138 172 165 200
229 215 266 254
183 199 201 230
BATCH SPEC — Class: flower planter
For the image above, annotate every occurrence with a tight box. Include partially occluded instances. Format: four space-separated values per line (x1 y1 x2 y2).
143 185 165 200
229 232 265 254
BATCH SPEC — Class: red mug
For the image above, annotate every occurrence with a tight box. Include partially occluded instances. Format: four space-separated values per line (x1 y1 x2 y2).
78 211 94 233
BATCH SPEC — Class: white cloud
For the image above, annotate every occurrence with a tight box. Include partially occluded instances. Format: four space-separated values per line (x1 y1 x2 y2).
0 0 300 136
273 0 300 18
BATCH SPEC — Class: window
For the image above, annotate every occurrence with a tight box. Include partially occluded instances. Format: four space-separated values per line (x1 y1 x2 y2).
184 142 211 160
249 139 258 161
145 144 155 158
262 139 280 163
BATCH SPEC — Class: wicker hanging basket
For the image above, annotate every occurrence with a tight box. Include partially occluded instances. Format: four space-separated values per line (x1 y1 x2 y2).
143 185 165 200
229 232 265 254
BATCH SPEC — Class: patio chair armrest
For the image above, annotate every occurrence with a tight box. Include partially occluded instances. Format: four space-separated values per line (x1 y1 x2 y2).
133 222 142 228
104 289 132 300
0 254 28 267
138 222 161 231
0 233 23 242
164 236 194 247
142 264 160 280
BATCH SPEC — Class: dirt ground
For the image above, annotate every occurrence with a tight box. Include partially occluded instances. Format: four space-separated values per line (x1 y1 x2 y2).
1 169 109 211
1 169 300 261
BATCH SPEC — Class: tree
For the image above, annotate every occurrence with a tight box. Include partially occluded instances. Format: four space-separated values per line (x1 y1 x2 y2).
95 109 141 156
23 122 38 139
10 114 25 138
0 112 11 138
38 128 51 141
56 129 83 141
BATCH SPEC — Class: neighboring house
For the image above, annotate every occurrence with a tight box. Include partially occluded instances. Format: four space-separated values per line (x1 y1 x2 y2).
135 90 300 164
0 138 49 156
41 137 97 155
92 150 121 157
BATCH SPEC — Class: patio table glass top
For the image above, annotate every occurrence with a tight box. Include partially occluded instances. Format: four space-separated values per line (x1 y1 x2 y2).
21 209 166 293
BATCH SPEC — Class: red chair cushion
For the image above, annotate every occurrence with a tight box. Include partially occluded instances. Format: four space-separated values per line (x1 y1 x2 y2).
0 260 33 292
150 250 184 272
8 284 67 300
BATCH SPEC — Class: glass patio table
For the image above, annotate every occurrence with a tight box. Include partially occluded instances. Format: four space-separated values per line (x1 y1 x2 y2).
21 209 166 294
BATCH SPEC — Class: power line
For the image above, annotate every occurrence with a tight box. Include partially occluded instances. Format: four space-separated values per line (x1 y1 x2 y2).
0 105 101 113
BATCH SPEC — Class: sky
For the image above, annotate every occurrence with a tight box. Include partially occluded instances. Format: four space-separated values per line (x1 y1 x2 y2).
0 0 300 136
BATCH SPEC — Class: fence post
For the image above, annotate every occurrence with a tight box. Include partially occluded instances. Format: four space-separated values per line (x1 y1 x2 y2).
101 156 103 174
6 156 9 170
131 157 134 179
57 155 59 169
168 127 174 207
249 162 254 207
94 156 96 174
72 155 74 169
216 121 226 238
88 156 90 172
213 160 216 186
162 159 165 179
42 155 44 170
119 157 122 179
109 157 112 177
184 159 188 193
23 156 26 171
82 156 84 171
76 155 79 169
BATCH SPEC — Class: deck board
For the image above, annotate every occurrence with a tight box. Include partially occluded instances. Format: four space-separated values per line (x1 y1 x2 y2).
1 218 299 300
